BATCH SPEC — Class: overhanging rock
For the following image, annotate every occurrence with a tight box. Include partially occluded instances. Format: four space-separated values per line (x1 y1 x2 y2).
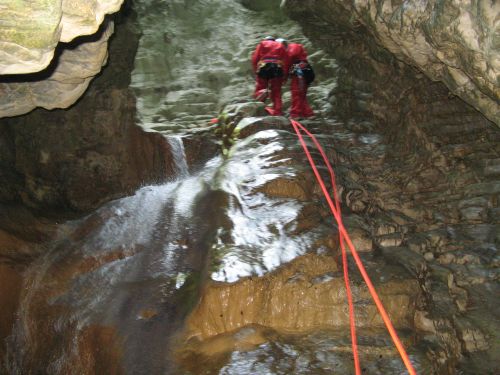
0 0 124 118
0 0 123 75
282 0 500 127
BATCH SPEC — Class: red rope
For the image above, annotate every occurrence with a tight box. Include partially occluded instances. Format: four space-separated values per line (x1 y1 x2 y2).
291 120 360 374
290 119 417 375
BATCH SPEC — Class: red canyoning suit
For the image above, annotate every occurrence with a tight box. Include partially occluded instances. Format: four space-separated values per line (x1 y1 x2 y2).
287 43 314 118
251 39 289 116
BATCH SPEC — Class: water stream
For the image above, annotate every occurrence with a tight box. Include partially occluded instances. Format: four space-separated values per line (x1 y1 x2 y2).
5 158 223 373
3 1 434 374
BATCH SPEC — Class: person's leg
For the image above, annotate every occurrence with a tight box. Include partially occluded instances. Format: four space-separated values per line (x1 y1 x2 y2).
253 76 268 100
290 76 302 118
269 77 283 115
302 84 314 117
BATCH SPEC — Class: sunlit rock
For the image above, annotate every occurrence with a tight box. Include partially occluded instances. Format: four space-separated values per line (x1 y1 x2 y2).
0 22 114 118
0 0 124 118
0 0 124 75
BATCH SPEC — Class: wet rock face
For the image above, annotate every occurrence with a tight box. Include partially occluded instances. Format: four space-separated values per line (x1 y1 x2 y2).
172 112 430 373
270 3 500 372
186 254 419 339
0 205 59 262
1 0 497 373
282 0 500 126
0 1 124 117
0 8 177 214
0 265 22 359
0 110 429 374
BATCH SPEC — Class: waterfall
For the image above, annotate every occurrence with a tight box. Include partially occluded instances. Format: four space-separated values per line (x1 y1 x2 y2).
4 157 223 375
167 135 189 178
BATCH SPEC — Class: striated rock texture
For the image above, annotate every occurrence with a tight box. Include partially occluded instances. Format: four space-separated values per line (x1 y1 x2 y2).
186 254 420 340
282 0 500 126
279 3 500 369
0 0 123 75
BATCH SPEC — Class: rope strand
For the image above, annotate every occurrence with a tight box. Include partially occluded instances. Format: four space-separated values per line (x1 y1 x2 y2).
290 119 417 375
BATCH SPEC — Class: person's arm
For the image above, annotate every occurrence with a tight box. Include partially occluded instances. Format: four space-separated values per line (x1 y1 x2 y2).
251 44 261 73
299 45 308 62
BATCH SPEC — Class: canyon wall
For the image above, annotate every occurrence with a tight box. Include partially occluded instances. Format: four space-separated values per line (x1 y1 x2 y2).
282 0 499 127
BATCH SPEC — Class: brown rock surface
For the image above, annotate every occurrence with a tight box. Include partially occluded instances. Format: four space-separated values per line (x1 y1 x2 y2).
0 265 22 359
1 1 499 373
186 253 420 339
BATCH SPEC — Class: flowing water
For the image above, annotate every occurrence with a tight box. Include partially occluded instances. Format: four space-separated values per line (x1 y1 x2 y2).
4 160 221 373
3 1 441 374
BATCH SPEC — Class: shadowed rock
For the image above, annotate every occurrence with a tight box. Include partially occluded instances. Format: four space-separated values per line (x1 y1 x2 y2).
282 0 500 126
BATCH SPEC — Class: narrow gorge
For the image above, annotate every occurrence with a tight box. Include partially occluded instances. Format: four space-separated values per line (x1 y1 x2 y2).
0 1 498 374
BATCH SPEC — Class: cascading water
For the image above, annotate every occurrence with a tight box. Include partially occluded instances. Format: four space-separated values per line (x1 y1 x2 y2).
2 1 452 374
4 158 223 374
167 136 189 177
2 3 341 372
0 0 430 374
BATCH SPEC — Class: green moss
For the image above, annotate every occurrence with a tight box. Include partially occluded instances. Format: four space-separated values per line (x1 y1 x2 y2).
175 271 203 316
213 112 238 156
1 28 57 49
1 0 60 49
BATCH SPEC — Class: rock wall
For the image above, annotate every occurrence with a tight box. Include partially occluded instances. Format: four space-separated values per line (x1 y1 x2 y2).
0 0 123 75
0 265 22 352
0 8 180 361
0 6 176 215
0 21 114 118
282 2 499 373
186 254 419 339
282 0 500 127
0 0 124 117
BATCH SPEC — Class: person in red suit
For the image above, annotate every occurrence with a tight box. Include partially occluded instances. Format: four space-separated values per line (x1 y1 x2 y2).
277 38 315 119
251 36 289 116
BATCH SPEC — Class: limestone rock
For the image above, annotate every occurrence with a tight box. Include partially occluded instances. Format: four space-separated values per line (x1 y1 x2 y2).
223 102 267 119
186 253 420 340
0 265 22 359
235 116 290 138
283 0 500 126
0 0 124 75
0 10 181 214
0 21 114 118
